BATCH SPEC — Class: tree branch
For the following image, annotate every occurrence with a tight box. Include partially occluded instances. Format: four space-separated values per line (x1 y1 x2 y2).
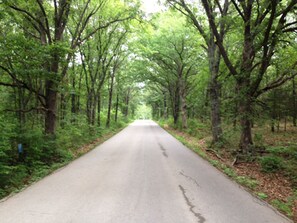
35 0 52 43
9 4 50 41
256 61 297 97
201 0 237 76
230 0 245 21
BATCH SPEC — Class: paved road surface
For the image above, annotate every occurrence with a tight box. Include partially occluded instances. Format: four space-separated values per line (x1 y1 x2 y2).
0 120 292 223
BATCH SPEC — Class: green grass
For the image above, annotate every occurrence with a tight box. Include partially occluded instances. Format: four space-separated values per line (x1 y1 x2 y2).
235 176 258 190
271 199 293 217
257 192 268 200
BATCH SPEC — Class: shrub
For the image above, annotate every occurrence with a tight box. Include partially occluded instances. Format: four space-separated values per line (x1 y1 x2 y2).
254 133 264 146
267 145 297 160
260 155 284 173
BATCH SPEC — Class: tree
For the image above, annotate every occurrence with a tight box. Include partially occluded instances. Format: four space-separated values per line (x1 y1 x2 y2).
0 0 142 195
137 11 200 127
167 0 230 144
1 0 134 136
200 0 297 153
79 23 128 126
293 78 297 127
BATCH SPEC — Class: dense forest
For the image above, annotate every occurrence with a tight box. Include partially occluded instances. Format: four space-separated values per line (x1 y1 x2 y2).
0 0 144 197
0 0 297 219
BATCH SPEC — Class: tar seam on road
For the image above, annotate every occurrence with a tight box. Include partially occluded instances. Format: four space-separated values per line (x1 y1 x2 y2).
179 185 206 223
158 143 168 158
180 171 201 189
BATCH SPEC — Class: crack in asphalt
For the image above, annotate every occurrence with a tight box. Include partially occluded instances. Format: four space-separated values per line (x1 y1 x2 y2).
179 185 205 223
180 171 201 189
158 143 168 158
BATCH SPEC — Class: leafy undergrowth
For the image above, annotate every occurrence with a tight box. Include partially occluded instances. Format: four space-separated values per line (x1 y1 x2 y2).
0 122 129 200
160 122 297 222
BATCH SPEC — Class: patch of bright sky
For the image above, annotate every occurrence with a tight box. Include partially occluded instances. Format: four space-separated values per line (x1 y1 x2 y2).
141 0 164 14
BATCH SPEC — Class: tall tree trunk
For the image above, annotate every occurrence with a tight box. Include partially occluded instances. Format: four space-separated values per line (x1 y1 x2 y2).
293 79 296 127
45 79 57 135
44 0 70 136
277 110 280 131
238 13 254 153
180 83 187 129
71 59 76 122
17 87 26 127
173 99 179 126
86 92 92 125
124 90 130 118
97 92 101 126
60 92 66 128
208 39 223 143
71 77 76 123
209 79 222 143
180 97 187 128
91 93 97 126
106 73 115 128
238 89 253 153
115 93 119 122
77 69 83 113
271 90 277 132
163 92 168 119
173 84 180 126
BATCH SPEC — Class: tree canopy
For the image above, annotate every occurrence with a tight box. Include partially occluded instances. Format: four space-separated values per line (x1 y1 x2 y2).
0 1 296 213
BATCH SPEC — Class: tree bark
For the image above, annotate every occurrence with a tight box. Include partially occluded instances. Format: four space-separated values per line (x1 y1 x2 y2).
45 80 57 135
180 81 187 129
106 72 115 128
97 92 101 126
71 84 76 115
124 89 130 118
71 58 78 121
60 92 66 128
293 79 296 127
208 38 223 144
237 6 254 153
271 90 277 132
173 101 179 126
86 91 92 124
209 79 222 143
238 89 253 153
17 87 26 127
173 83 180 126
115 93 119 122
91 93 97 126
163 92 168 119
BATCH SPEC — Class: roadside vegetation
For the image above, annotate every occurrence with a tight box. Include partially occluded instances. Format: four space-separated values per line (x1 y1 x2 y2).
159 119 297 221
0 0 296 221
129 1 297 221
0 1 140 199
0 119 130 199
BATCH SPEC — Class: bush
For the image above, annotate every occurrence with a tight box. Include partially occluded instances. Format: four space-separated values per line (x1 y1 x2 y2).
254 133 264 146
267 145 297 160
260 155 284 173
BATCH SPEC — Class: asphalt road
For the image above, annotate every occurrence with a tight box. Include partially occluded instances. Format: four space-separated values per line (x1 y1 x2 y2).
0 120 292 223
